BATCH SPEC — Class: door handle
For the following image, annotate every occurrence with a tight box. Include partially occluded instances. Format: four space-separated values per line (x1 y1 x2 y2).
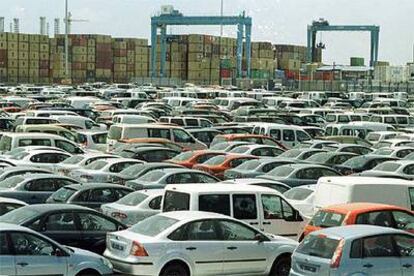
185 247 197 251
227 246 238 250
263 222 271 225
402 264 412 268
363 263 373 268
17 262 28 267
249 222 259 225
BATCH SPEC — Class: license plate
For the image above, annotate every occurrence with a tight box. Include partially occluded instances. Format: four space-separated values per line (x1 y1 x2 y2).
300 264 317 272
111 242 124 251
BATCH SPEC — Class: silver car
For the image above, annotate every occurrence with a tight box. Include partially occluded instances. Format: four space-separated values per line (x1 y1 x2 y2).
104 211 298 276
0 222 113 276
290 225 414 276
101 189 163 225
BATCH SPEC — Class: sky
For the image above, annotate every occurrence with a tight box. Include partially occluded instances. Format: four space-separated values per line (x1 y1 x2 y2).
1 0 413 65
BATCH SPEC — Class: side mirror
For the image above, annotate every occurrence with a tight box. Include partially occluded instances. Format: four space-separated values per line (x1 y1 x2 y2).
54 248 67 257
255 234 266 243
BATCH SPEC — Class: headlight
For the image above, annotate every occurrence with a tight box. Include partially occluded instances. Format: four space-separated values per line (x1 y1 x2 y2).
101 257 113 270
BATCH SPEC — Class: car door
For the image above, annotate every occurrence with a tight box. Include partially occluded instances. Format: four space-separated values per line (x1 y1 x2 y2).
168 219 224 275
217 219 270 275
23 179 56 204
86 188 116 209
76 211 120 253
0 232 15 276
393 234 414 276
10 231 67 276
357 234 403 276
38 211 81 248
391 211 414 234
232 194 260 228
260 194 303 239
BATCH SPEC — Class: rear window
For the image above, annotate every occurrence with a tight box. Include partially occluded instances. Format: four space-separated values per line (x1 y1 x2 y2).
204 155 226 165
163 191 190 212
284 188 313 200
309 210 345 228
130 215 178 237
117 192 148 206
108 126 122 140
50 187 77 202
296 235 341 259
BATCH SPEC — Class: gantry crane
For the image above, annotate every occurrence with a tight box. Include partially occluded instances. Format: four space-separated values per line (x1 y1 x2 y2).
150 7 252 78
307 19 380 66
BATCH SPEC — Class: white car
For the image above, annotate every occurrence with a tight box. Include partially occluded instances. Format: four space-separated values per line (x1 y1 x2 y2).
104 211 298 276
283 185 316 218
101 189 163 226
6 149 72 170
0 222 113 276
69 158 145 183
77 130 109 152
0 196 27 215
54 153 118 176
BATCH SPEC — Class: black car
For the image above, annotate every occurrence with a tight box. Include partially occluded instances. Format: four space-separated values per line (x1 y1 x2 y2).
118 146 180 162
334 155 398 175
118 162 185 183
0 204 127 254
46 183 133 210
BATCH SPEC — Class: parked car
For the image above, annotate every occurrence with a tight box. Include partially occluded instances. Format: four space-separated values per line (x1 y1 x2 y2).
187 128 223 146
101 189 164 226
0 166 53 181
6 149 72 170
284 185 316 218
0 196 27 215
277 149 327 161
372 146 414 158
0 174 79 204
301 203 414 241
104 211 298 276
54 153 118 176
221 178 291 193
0 222 114 276
0 204 127 254
46 183 133 209
229 144 285 157
359 160 414 180
290 225 414 276
323 143 373 155
117 162 184 184
334 154 398 175
167 150 226 168
224 159 295 179
304 152 358 167
117 146 180 162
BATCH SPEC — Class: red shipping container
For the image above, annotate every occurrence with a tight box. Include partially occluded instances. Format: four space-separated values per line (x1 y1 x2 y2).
220 69 231 78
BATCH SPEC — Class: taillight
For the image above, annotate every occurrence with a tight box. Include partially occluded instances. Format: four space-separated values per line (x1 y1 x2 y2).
330 239 345 268
111 212 127 219
130 241 149 256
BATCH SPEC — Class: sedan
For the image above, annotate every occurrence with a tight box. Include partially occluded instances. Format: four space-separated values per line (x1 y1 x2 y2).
0 196 27 215
277 149 327 161
104 211 298 276
0 174 79 204
224 159 295 179
193 154 259 179
290 225 414 276
0 204 127 254
229 144 285 157
101 189 164 226
260 164 340 187
117 162 185 184
46 183 133 210
323 143 373 155
0 223 113 276
283 185 316 218
0 166 53 181
118 146 180 162
69 158 144 183
221 178 291 193
304 152 358 167
358 160 414 180
334 154 398 175
54 153 118 176
372 146 414 159
126 168 219 190
167 150 226 168
6 149 72 170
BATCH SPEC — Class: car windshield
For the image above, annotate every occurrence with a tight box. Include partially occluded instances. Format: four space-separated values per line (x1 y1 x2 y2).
0 176 24 189
268 166 295 177
236 160 261 170
120 164 145 178
342 156 368 168
367 133 381 142
230 147 248 154
9 151 30 160
296 235 341 259
306 153 331 163
50 187 76 202
203 155 226 165
373 162 401 172
130 215 178 237
309 210 345 228
61 155 84 165
210 143 229 151
138 170 167 182
117 191 148 206
0 207 40 224
171 151 194 161
279 150 302 158
84 160 108 170
284 187 313 200
373 148 393 155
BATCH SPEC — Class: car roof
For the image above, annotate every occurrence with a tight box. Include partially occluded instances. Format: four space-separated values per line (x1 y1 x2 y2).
64 183 132 191
319 176 414 186
166 183 280 194
312 225 409 239
160 210 242 221
321 202 412 214
0 222 35 232
0 166 52 173
123 146 177 153
20 203 92 212
0 196 28 205
13 173 72 180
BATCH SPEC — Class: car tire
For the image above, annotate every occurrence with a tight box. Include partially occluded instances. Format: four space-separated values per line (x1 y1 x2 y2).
76 269 100 276
160 262 189 276
269 255 291 276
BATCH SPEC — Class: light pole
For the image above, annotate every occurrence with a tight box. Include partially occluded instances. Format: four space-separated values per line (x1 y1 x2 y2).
64 0 69 79
220 0 224 37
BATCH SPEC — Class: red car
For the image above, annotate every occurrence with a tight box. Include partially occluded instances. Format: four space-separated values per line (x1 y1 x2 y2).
167 150 226 169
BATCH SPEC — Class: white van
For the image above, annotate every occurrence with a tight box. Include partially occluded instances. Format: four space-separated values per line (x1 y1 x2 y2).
325 122 395 139
112 115 156 125
313 176 414 213
370 114 414 128
252 123 312 148
51 115 106 130
325 113 370 124
162 184 305 240
107 123 207 151
159 116 213 128
0 133 84 154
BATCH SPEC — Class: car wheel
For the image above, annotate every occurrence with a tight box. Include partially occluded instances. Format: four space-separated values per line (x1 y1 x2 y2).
269 255 291 276
160 262 189 276
76 269 101 276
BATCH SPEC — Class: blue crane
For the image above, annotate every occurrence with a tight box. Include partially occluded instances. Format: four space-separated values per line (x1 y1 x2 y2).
150 8 252 78
307 19 380 66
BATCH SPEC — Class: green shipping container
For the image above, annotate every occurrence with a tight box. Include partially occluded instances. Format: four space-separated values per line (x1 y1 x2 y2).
350 57 364 67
